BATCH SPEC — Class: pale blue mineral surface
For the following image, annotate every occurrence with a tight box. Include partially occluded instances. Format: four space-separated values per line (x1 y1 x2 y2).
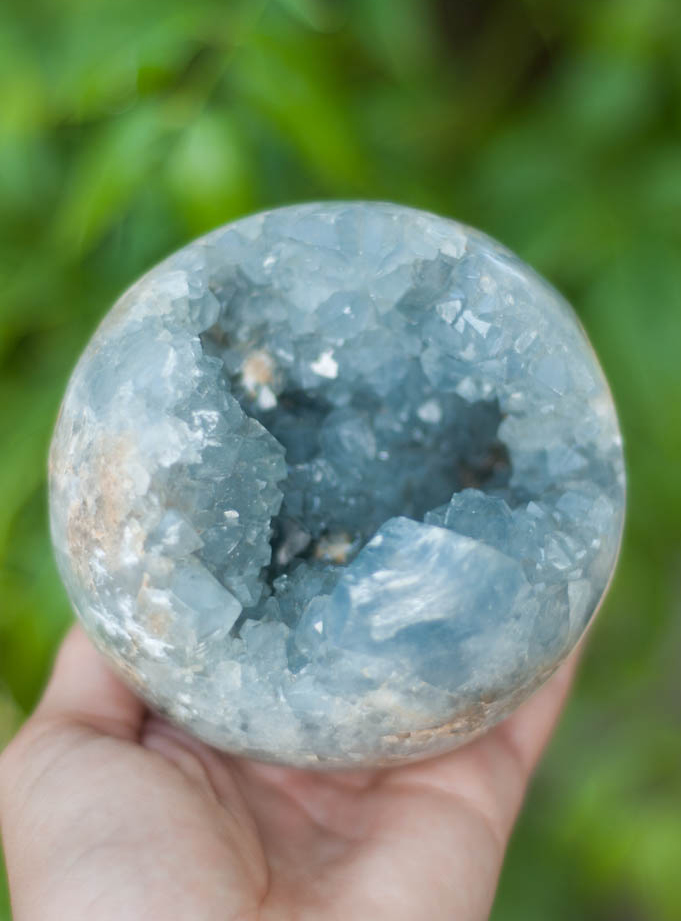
49 202 625 767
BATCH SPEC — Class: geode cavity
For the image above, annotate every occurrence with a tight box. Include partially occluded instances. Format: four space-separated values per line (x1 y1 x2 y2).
49 202 625 767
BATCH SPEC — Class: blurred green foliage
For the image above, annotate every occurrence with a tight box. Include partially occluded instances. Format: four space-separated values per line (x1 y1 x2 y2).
1 0 680 918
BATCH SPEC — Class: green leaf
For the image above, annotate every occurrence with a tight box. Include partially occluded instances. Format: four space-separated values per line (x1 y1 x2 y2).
165 111 255 233
52 105 175 254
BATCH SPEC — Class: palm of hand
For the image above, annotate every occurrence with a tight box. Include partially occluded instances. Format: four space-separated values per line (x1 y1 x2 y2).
0 629 574 921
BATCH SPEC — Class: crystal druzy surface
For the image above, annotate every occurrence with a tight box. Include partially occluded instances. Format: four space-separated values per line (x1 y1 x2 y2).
49 203 625 767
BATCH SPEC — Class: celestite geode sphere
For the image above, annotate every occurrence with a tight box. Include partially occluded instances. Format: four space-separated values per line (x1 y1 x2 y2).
49 202 625 767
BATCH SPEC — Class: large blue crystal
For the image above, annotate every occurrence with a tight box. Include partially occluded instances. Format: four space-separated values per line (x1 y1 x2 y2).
49 203 625 767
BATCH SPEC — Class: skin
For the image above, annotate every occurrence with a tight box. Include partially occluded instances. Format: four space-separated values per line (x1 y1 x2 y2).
0 627 577 921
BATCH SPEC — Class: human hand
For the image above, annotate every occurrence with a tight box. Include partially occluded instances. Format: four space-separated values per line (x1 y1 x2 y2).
0 627 576 920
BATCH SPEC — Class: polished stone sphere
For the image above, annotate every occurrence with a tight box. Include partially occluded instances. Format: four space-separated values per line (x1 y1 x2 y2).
49 202 625 767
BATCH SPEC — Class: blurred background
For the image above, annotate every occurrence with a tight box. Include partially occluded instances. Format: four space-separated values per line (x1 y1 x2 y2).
1 0 680 917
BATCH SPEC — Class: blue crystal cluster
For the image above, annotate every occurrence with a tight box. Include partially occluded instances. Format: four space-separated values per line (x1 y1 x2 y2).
49 203 625 767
